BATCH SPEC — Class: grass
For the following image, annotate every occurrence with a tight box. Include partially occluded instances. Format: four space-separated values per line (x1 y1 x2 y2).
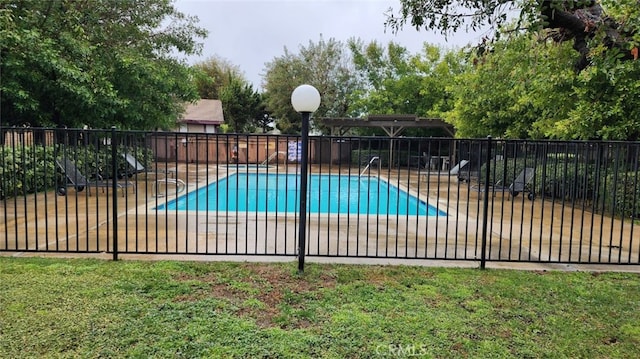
1 257 639 358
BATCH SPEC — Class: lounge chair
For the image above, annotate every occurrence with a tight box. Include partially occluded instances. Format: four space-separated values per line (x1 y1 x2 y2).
119 153 185 197
449 160 469 175
55 158 135 196
472 167 536 200
120 153 175 178
450 160 477 182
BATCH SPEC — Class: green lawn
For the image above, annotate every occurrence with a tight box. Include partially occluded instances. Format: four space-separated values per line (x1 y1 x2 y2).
1 257 639 358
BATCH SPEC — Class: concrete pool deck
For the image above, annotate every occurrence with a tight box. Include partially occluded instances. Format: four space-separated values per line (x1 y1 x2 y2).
1 164 639 272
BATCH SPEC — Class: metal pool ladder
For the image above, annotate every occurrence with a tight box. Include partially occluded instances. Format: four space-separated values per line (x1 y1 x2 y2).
359 156 380 177
261 151 287 165
152 178 186 197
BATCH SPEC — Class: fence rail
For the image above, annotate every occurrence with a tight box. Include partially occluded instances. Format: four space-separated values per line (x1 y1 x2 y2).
1 127 638 267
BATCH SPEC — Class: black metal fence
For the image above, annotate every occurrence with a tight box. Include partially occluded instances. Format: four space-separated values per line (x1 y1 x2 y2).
1 127 638 267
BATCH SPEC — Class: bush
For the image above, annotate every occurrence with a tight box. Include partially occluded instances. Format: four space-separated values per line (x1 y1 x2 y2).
599 173 640 219
0 146 57 198
481 157 639 219
0 145 155 198
481 159 602 202
531 162 596 201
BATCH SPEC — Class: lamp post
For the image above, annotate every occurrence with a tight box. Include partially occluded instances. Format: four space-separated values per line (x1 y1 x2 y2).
291 84 321 274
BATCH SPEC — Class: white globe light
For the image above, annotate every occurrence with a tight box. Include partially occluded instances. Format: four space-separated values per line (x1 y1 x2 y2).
291 84 321 113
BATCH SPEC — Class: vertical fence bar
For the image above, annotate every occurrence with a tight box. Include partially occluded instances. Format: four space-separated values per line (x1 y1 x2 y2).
480 136 492 269
298 113 311 273
630 144 639 263
1 128 7 250
20 130 29 249
111 127 119 260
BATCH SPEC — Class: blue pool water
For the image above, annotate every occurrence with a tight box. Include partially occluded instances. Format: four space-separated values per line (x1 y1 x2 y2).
157 173 446 216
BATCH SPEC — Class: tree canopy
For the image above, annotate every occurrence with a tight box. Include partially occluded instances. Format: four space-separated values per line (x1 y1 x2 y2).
0 0 207 130
381 0 640 140
3 0 638 140
446 35 579 138
219 77 262 133
262 37 357 134
193 56 264 133
348 40 463 136
193 55 244 100
386 1 639 71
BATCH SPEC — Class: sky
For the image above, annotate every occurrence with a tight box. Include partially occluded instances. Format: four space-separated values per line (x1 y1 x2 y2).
174 0 486 90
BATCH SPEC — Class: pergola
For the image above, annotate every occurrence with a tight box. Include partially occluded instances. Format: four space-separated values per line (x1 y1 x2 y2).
319 115 455 167
319 114 454 137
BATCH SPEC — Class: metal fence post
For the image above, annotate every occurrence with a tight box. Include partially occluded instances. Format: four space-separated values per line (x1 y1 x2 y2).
480 136 492 269
111 126 119 261
298 112 310 274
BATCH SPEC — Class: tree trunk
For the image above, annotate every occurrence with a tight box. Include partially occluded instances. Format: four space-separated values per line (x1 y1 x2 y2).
541 1 636 70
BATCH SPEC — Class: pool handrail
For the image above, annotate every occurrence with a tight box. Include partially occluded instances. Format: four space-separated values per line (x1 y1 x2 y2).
261 151 287 166
359 156 380 177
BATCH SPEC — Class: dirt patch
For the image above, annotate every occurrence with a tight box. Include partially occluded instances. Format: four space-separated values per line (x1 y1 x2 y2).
174 263 338 328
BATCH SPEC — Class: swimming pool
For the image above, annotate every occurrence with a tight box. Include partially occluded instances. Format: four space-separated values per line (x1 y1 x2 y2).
157 173 446 216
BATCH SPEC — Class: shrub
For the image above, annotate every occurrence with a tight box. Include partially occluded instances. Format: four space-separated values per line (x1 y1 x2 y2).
0 145 155 198
598 173 640 219
481 157 639 219
531 162 596 201
0 146 57 198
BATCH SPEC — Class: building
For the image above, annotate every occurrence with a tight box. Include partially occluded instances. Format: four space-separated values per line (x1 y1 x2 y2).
178 99 224 133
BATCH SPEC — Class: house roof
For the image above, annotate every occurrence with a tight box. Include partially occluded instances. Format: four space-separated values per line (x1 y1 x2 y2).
180 99 224 125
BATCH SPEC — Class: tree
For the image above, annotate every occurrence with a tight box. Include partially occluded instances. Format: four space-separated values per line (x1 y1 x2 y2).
219 77 263 133
555 53 640 140
0 0 207 130
192 55 244 100
348 40 464 136
262 36 358 134
441 31 640 140
254 100 275 133
386 1 639 71
387 1 640 140
348 40 420 117
193 56 263 133
445 34 578 138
